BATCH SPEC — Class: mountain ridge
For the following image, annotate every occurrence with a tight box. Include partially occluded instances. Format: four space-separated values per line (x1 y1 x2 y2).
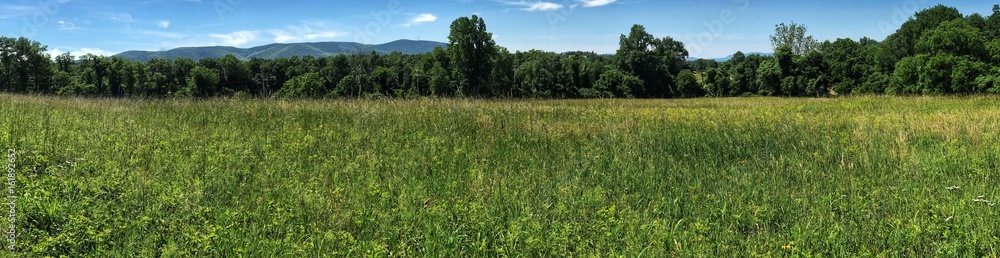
115 39 446 62
688 52 774 62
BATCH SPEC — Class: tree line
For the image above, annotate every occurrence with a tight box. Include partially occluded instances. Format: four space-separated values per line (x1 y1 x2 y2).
2 4 1000 99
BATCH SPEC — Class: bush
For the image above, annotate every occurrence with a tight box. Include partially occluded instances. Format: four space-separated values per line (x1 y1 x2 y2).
182 66 219 97
277 72 327 98
594 69 643 98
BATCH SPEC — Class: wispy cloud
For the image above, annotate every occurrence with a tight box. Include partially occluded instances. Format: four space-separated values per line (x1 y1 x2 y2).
526 2 562 11
403 13 437 27
158 20 170 28
57 20 80 31
270 30 298 43
0 1 70 19
578 0 616 7
209 30 259 46
46 47 117 58
0 4 35 12
109 12 137 23
498 1 564 12
268 22 344 43
139 29 186 39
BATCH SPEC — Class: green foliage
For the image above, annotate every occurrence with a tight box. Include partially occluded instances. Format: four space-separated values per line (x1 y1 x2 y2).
821 37 879 95
115 40 447 62
755 59 781 96
448 15 497 97
857 71 890 94
949 57 988 94
889 54 928 94
182 66 220 97
12 4 1000 99
333 74 360 97
676 69 703 97
701 68 728 97
428 63 453 96
881 5 963 67
986 5 1000 40
616 24 688 97
0 37 53 93
687 59 719 72
892 53 989 95
491 47 515 97
217 54 252 93
771 22 819 55
593 69 643 98
915 18 986 58
975 67 1000 93
3 95 1000 256
277 72 327 98
514 50 560 98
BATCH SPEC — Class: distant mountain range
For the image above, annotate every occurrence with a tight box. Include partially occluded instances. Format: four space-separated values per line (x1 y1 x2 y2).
115 40 447 62
689 52 774 62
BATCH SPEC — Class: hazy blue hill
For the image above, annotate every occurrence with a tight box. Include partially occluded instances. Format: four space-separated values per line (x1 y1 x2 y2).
688 52 774 62
115 40 447 61
372 39 448 55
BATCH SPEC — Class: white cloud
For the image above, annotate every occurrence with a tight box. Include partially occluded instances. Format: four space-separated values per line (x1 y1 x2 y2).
77 48 117 56
578 0 616 7
44 48 64 57
158 21 170 28
525 2 562 11
404 13 437 27
268 23 344 43
270 30 298 43
0 1 70 19
47 48 117 58
0 4 36 19
209 30 259 46
499 1 564 12
56 20 79 30
304 32 339 40
110 13 137 23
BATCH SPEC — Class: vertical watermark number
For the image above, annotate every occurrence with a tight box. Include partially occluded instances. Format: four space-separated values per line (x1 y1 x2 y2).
5 149 14 251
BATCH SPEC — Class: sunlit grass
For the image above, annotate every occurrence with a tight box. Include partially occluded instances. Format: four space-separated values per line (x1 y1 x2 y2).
0 94 998 256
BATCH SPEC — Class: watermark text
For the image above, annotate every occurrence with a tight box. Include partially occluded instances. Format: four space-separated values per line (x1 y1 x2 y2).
5 149 15 251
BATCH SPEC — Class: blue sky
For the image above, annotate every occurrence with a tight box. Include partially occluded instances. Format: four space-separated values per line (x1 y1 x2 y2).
0 0 994 59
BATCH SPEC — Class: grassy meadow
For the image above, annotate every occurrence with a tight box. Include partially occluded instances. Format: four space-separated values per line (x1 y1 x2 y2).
0 94 998 256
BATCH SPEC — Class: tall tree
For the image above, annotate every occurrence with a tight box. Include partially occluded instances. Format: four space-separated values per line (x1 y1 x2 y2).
878 5 963 71
217 54 252 94
986 5 1000 40
448 15 497 97
770 22 819 55
492 47 515 97
915 18 986 58
79 54 108 95
184 66 219 97
756 58 781 96
0 37 52 93
616 24 688 97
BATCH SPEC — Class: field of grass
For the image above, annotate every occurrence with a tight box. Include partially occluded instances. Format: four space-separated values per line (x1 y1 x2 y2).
1 94 999 256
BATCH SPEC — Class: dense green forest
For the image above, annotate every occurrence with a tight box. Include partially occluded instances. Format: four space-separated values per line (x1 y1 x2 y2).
3 4 1000 98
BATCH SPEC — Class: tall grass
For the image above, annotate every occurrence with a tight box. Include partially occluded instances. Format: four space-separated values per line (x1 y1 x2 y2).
0 94 997 256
